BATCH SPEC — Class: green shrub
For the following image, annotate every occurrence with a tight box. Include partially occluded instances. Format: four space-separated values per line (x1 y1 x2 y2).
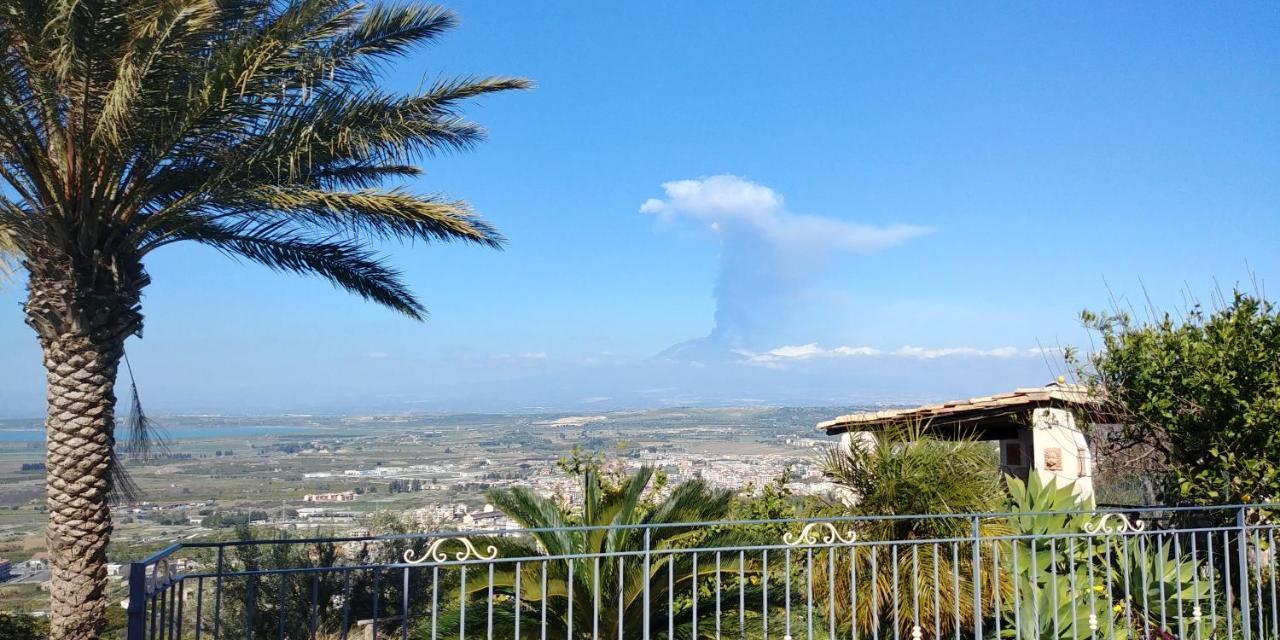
1077 291 1280 507
0 614 48 640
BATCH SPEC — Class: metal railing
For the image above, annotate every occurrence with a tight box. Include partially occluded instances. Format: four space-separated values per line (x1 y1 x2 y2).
127 505 1279 640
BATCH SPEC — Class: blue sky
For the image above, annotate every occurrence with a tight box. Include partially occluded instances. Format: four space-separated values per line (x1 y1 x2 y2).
1 2 1278 416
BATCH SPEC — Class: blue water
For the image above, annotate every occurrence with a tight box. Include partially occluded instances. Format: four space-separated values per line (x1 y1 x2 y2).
0 425 329 443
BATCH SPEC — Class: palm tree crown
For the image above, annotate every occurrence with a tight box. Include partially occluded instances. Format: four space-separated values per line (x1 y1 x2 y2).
0 2 527 638
818 427 1009 639
438 465 744 639
2 0 527 322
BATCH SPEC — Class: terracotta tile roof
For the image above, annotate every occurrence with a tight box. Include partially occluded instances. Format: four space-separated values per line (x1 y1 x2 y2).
817 381 1101 435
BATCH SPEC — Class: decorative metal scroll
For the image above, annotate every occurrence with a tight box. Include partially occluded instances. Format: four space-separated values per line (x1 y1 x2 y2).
1082 513 1146 535
403 537 499 565
782 522 858 546
150 557 176 589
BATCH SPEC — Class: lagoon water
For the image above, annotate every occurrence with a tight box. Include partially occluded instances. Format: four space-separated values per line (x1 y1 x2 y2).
0 424 326 443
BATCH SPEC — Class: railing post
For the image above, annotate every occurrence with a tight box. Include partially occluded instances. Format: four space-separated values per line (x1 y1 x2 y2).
971 515 983 640
1237 506 1252 640
127 561 148 640
642 526 652 640
213 546 225 640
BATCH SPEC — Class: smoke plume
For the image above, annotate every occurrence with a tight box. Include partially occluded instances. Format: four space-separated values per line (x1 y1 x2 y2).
641 175 931 356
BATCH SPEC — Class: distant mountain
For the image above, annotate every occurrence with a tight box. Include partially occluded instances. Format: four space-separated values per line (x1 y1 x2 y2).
652 335 745 365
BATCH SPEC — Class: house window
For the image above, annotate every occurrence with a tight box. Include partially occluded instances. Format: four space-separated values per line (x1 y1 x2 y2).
1004 442 1024 467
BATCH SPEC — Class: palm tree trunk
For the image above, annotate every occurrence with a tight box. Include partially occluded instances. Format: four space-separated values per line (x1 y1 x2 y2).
40 330 122 640
25 259 144 640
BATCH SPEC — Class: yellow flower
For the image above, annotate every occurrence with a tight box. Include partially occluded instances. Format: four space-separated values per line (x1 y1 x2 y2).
1093 584 1106 593
1113 603 1125 613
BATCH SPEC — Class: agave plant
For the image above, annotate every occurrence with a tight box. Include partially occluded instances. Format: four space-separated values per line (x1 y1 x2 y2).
1002 570 1127 640
1005 470 1096 537
1004 472 1098 580
1104 535 1213 638
1003 472 1126 639
1002 472 1210 640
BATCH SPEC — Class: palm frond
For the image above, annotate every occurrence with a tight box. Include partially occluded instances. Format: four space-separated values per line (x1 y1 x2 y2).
646 478 735 548
485 486 575 556
0 227 18 284
220 187 504 247
119 351 168 460
167 220 428 319
106 351 168 505
336 2 457 65
91 0 221 150
0 197 30 283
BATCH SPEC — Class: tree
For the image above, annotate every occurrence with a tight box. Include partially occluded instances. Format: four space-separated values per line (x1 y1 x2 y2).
432 463 747 639
0 614 49 640
821 425 1006 539
818 427 1010 638
0 3 527 637
1077 291 1280 508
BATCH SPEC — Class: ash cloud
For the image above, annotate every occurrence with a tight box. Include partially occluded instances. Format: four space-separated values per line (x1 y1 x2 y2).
641 175 931 359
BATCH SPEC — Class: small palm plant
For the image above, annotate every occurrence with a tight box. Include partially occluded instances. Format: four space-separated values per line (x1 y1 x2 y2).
426 464 752 639
816 426 1010 639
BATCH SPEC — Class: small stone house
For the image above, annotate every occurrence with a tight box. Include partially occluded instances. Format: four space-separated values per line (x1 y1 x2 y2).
818 381 1104 501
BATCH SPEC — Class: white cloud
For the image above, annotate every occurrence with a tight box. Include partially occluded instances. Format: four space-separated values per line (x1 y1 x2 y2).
893 345 1023 359
640 174 933 255
494 352 549 361
761 343 828 359
739 343 1048 366
640 175 781 221
736 343 847 366
831 346 883 357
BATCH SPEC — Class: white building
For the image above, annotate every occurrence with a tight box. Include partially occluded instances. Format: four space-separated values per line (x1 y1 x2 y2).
462 504 518 532
303 491 357 502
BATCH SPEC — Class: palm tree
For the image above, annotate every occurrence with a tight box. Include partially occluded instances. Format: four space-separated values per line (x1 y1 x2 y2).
816 426 1012 639
0 3 527 638
433 466 750 639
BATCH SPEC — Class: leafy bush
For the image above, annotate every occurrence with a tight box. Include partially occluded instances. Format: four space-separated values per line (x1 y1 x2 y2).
1077 291 1280 507
0 614 48 640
